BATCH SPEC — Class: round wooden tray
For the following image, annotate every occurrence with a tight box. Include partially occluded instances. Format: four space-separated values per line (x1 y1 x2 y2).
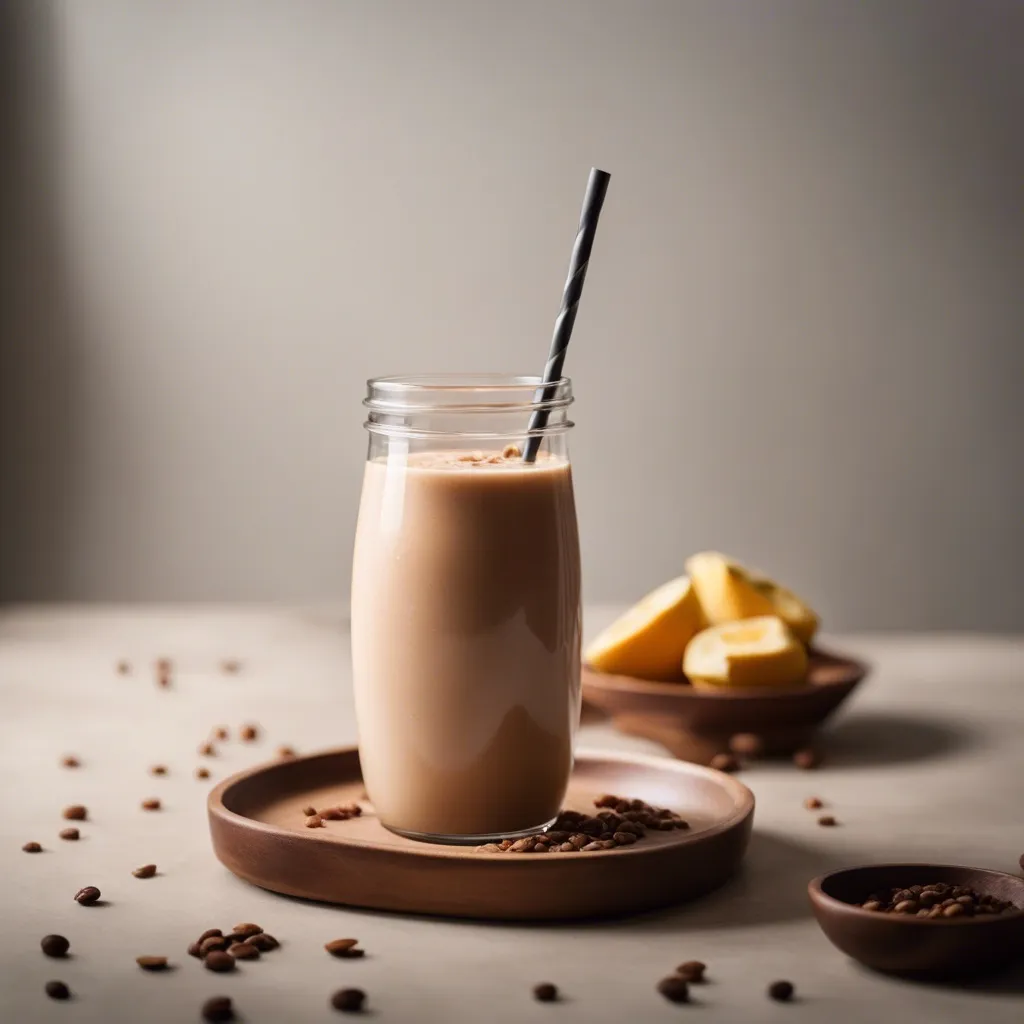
583 648 868 764
208 747 754 921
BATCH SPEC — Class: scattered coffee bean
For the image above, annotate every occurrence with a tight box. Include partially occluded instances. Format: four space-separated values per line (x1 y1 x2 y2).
136 955 169 971
41 934 70 957
804 797 824 810
63 805 87 821
61 755 80 768
228 942 259 960
231 923 263 939
331 988 366 1012
657 976 690 1003
45 980 70 1000
141 798 162 811
198 742 216 756
677 960 706 983
768 980 795 1002
302 805 318 817
157 667 172 688
710 752 740 772
306 814 325 828
156 658 173 672
132 864 157 879
59 827 80 840
198 929 223 942
200 936 228 956
204 950 236 973
325 938 364 958
817 815 838 827
214 726 229 740
202 996 235 1022
321 807 344 820
247 932 279 952
729 733 764 757
277 745 296 758
74 886 101 905
195 766 210 779
533 982 558 1002
22 841 42 853
117 660 132 674
239 723 259 742
221 659 242 674
793 748 821 770
150 765 167 776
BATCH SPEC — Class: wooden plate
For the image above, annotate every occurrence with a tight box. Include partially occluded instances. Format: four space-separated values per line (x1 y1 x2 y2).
583 648 868 764
208 747 754 921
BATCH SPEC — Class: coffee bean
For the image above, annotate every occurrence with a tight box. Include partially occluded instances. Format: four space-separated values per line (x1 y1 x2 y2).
157 668 172 688
943 903 966 917
202 996 235 1022
223 933 244 945
894 900 918 914
117 660 132 674
793 748 821 770
581 842 602 851
74 886 101 905
729 733 764 757
200 936 228 956
612 831 636 845
239 724 259 742
677 960 706 983
150 765 167 776
478 843 502 853
63 805 87 821
214 726 229 740
533 982 558 1002
331 988 366 1012
132 864 157 879
817 815 838 827
61 755 80 768
221 659 242 674
156 657 172 672
231 923 262 938
22 841 42 853
710 752 740 772
510 838 534 852
195 767 210 779
141 798 161 811
804 797 823 810
188 941 202 958
768 980 795 1002
277 746 296 758
657 976 690 1003
247 932 279 951
321 807 344 820
45 980 70 1000
306 815 325 828
59 827 80 841
325 938 364 958
595 794 618 808
228 942 259 960
198 928 223 943
559 842 575 852
600 839 616 849
41 934 70 957
136 956 169 971
204 950 236 972
198 742 216 756
861 901 882 912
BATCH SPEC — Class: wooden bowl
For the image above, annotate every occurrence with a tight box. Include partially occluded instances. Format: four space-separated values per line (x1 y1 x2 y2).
582 648 867 764
809 864 1024 977
208 746 755 921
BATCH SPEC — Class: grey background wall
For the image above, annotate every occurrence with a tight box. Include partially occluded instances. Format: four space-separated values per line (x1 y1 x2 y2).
2 0 1022 629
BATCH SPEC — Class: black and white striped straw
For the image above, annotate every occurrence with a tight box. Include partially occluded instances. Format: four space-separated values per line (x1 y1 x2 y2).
522 167 611 462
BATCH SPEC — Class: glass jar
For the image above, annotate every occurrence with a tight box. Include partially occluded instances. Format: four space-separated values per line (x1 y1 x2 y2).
351 374 581 844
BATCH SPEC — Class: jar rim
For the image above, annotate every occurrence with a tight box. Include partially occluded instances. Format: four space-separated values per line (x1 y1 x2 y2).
368 373 569 393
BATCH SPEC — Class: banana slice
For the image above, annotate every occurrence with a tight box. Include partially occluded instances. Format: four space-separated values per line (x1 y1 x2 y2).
683 615 808 689
686 552 819 645
585 576 704 681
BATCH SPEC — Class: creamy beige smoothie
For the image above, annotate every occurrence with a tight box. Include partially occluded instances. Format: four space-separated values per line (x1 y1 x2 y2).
351 448 582 840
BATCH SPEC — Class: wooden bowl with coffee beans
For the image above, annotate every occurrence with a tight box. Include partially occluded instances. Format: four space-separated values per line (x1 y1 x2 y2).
809 863 1024 978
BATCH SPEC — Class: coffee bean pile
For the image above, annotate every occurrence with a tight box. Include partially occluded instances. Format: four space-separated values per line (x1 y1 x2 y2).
187 922 281 971
858 883 1019 918
304 803 363 827
478 795 690 854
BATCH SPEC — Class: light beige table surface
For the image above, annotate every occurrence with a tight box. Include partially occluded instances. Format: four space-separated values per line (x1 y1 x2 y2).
1 606 1022 1023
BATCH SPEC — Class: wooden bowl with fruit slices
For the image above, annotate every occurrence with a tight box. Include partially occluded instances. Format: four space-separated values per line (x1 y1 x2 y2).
581 554 869 764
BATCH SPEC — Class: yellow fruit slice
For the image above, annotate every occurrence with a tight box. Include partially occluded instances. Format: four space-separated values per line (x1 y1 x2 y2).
685 552 819 645
585 576 704 681
683 615 809 689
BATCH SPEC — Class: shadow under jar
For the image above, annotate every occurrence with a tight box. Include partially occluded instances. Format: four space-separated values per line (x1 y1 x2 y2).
351 375 582 844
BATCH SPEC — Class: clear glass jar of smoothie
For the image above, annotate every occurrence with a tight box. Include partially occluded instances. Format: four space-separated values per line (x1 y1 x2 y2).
351 375 581 844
